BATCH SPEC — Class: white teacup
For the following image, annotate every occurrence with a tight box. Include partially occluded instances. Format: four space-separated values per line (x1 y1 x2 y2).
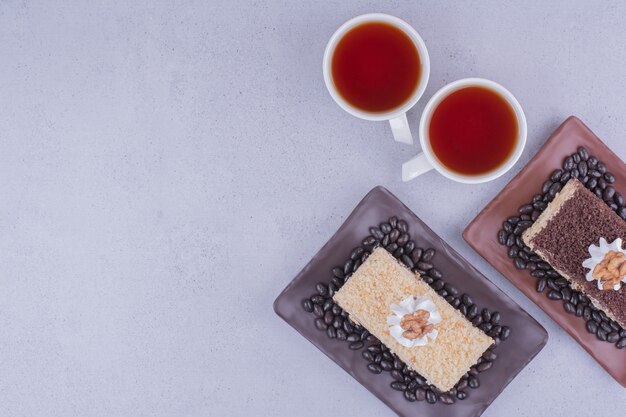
323 13 430 144
402 78 527 183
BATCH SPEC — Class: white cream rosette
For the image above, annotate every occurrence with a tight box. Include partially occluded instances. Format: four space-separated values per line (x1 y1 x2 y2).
387 295 441 347
582 237 626 291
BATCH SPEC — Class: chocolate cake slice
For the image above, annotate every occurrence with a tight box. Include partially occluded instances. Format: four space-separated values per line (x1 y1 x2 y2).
523 179 626 328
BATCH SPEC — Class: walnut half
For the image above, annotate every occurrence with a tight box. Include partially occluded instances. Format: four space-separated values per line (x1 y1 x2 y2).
400 309 434 340
592 250 626 290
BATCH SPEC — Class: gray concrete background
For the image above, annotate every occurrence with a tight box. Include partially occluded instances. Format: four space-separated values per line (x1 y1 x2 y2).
1 1 626 416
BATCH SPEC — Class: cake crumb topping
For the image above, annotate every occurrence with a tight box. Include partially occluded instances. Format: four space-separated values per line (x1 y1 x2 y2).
334 248 493 391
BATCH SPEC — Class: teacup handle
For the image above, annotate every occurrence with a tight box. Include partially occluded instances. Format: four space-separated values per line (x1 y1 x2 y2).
402 152 434 182
389 113 413 145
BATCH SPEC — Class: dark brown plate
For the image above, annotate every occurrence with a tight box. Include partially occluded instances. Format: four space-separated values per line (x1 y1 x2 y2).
464 116 626 387
274 186 547 417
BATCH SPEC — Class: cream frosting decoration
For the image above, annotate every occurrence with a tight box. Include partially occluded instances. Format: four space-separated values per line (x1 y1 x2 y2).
582 237 626 291
387 295 441 347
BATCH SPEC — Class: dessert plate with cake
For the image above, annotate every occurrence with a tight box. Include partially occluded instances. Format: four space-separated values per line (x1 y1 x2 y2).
464 116 626 386
274 186 547 417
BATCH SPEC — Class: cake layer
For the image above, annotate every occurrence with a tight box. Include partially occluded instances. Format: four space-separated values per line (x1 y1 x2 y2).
333 247 493 391
523 179 626 328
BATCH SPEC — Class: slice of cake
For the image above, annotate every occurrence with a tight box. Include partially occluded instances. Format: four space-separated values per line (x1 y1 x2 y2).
333 247 493 392
523 179 626 328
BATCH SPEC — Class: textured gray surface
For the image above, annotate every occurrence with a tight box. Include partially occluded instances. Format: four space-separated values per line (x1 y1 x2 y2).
1 1 626 416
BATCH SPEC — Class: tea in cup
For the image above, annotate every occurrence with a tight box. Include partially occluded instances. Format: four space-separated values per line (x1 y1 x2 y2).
323 14 430 144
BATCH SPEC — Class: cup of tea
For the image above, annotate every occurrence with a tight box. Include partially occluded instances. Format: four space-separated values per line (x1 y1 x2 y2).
402 78 527 183
323 14 430 144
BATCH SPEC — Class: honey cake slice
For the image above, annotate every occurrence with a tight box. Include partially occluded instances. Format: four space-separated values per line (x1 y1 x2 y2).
333 247 493 392
523 178 626 328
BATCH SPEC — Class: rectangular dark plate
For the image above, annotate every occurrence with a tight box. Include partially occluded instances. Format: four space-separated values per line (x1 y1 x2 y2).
464 116 626 387
274 186 548 417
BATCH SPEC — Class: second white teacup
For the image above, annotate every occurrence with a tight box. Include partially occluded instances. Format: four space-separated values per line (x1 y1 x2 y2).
402 78 527 183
